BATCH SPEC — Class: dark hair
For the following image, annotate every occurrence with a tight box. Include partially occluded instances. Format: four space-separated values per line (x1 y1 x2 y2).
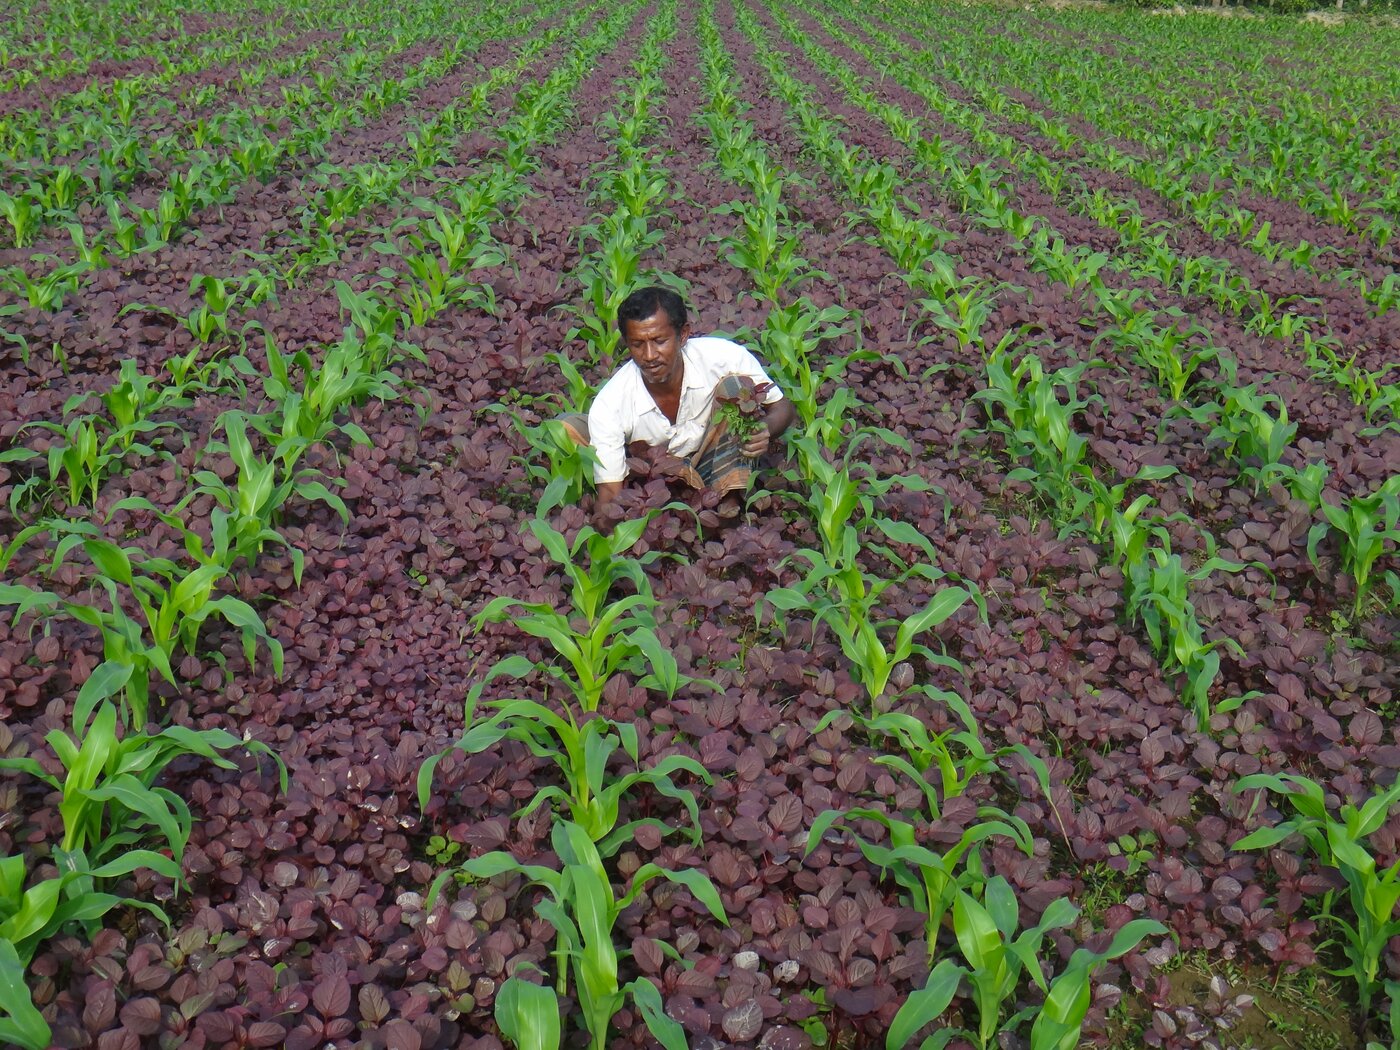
617 286 687 335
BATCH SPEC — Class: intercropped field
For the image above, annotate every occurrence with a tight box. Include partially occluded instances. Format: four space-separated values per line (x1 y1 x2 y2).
1 2 1398 1048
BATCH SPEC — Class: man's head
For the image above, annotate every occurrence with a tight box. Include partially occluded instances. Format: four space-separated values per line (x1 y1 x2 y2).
618 286 687 335
617 286 690 391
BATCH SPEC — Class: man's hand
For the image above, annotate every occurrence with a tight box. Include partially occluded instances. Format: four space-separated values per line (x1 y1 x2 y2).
743 398 796 457
741 428 771 457
595 480 622 507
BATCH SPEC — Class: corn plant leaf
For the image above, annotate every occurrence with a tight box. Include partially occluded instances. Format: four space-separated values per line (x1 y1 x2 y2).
556 825 619 1020
83 775 190 860
886 959 964 1050
206 596 283 677
1030 956 1095 1050
0 755 57 791
622 864 727 924
868 516 939 561
527 517 573 566
626 976 687 1050
84 539 137 588
630 628 684 697
0 875 63 947
0 582 61 622
985 876 1020 940
295 479 349 522
0 939 51 1050
494 972 561 1050
73 660 135 735
893 588 970 659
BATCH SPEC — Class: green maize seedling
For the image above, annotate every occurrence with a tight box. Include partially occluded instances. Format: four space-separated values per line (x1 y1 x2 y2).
502 410 600 518
1235 772 1400 1027
1180 383 1296 494
0 850 173 973
1306 475 1400 618
0 699 284 870
190 413 346 574
1126 544 1247 731
887 876 1165 1050
973 348 1103 522
430 820 725 1050
816 694 1051 822
474 515 695 711
419 689 707 856
807 806 1032 963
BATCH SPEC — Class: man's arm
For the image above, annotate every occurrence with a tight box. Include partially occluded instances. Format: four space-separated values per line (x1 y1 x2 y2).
587 395 629 507
741 397 796 457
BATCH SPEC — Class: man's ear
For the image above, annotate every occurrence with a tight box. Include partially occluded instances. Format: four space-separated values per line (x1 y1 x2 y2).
679 323 692 345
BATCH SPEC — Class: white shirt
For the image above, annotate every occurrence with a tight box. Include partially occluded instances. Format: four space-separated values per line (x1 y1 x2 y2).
586 336 785 484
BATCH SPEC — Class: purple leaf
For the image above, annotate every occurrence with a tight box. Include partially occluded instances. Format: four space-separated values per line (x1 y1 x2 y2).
313 974 351 1018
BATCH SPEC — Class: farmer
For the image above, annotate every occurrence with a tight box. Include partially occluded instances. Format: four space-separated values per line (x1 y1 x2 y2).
560 286 795 507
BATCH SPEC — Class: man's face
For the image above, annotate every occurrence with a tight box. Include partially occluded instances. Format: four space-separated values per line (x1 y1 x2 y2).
622 309 689 391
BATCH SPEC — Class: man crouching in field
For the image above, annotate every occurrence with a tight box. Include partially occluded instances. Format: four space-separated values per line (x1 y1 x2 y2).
560 286 795 508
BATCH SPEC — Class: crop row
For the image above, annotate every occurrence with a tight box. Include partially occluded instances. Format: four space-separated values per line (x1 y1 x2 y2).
0 2 528 258
889 2 1400 324
971 7 1400 257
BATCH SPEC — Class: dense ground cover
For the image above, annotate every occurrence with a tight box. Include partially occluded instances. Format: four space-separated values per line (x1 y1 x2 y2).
1 2 1397 1048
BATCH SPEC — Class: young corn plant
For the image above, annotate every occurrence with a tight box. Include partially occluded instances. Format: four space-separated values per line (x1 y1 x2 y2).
1304 338 1400 426
474 516 693 712
815 693 1051 822
245 327 397 470
569 216 670 365
334 280 426 374
715 194 824 303
1306 475 1400 619
1121 324 1223 403
429 820 726 1050
0 190 40 248
1 518 284 728
973 348 1102 524
182 274 240 346
1276 460 1331 514
189 412 346 577
1067 466 1180 553
807 791 1033 965
918 279 1004 355
64 538 283 723
886 877 1166 1050
65 358 191 448
2 410 173 514
419 689 707 856
0 699 286 872
1127 544 1247 732
0 851 174 1017
503 412 601 518
759 300 879 439
790 434 947 570
1 260 86 312
767 538 970 705
1234 772 1400 1033
1180 383 1296 495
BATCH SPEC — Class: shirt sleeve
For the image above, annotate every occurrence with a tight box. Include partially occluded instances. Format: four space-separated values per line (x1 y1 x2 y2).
586 391 629 484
